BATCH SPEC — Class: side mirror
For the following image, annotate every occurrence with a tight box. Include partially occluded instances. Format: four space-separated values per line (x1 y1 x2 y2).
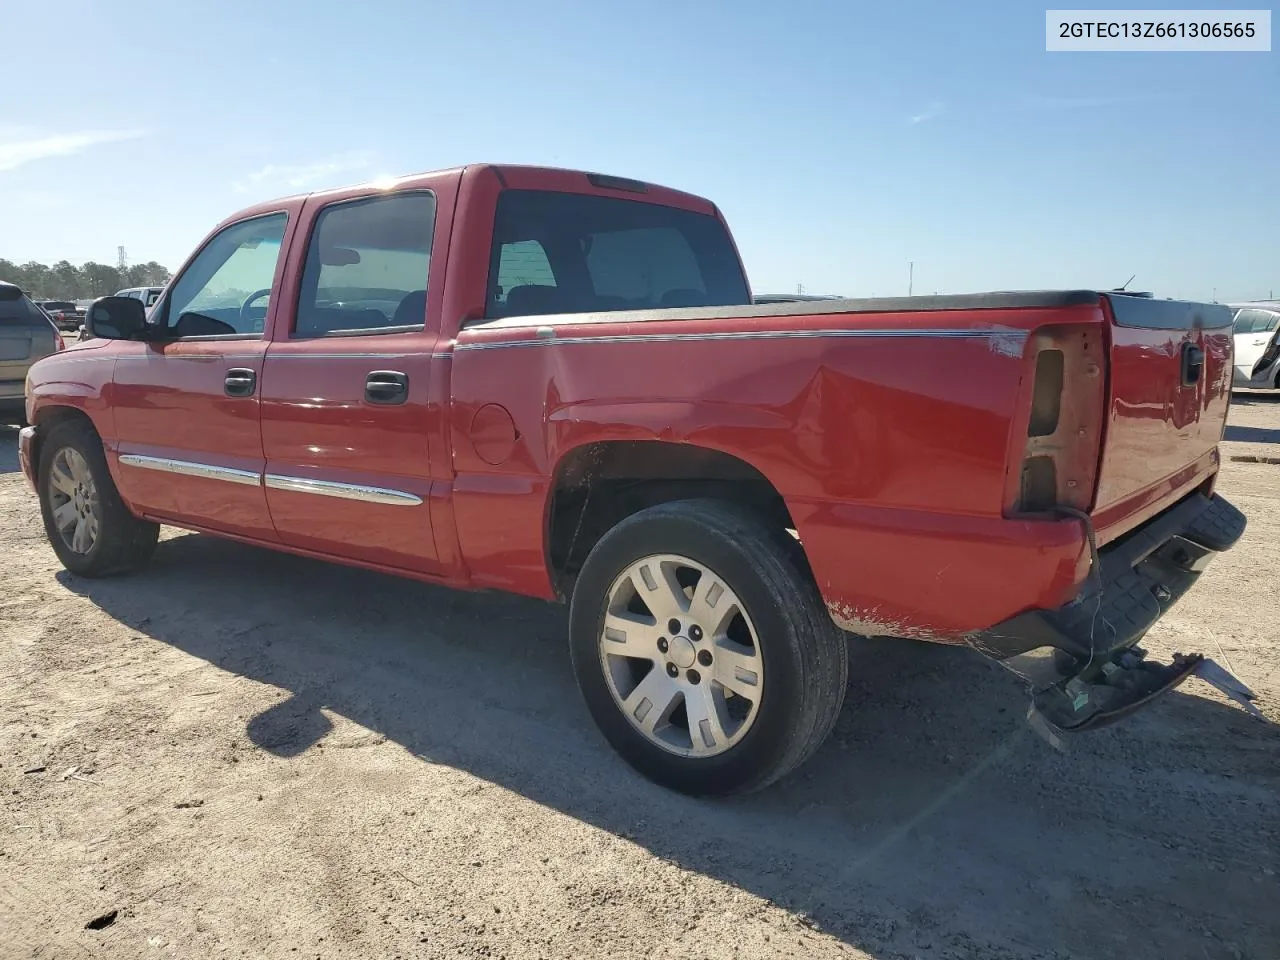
85 296 148 340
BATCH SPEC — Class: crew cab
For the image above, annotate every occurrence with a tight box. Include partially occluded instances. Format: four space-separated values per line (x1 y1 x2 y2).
18 164 1252 795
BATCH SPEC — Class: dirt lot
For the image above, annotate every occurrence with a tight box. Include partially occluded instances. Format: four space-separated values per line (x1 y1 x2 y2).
2 398 1278 960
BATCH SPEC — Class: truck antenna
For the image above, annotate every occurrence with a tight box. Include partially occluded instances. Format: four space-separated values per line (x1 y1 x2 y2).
1117 273 1135 291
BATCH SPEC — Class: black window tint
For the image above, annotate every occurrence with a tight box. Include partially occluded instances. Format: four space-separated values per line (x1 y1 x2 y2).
295 192 436 338
485 190 750 319
161 213 288 337
0 291 47 324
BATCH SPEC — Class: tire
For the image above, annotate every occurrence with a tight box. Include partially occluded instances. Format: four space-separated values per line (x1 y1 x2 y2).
38 419 159 577
569 499 848 797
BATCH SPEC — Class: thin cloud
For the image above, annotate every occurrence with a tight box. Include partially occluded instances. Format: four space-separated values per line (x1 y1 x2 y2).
233 151 375 193
1021 93 1165 110
0 129 148 173
909 101 945 124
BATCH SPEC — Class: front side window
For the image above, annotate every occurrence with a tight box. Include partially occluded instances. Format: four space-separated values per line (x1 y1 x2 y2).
485 189 750 319
294 192 436 338
159 213 288 337
1234 309 1280 335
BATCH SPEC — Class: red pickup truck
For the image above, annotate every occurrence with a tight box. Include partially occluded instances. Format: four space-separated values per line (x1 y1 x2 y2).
19 164 1249 795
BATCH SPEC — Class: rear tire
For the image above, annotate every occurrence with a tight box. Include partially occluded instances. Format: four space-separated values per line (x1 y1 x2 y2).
569 499 848 796
38 420 159 577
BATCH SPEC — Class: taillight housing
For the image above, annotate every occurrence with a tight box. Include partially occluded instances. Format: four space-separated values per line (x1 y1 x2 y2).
54 330 67 351
1003 322 1106 517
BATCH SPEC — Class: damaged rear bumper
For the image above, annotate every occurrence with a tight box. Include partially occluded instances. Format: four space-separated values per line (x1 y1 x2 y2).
974 492 1256 735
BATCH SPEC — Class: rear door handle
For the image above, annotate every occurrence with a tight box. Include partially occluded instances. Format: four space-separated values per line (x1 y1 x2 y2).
225 368 256 398
365 370 408 405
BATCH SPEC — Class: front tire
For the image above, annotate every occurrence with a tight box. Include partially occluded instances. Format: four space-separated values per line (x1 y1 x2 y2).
569 499 848 796
38 420 159 577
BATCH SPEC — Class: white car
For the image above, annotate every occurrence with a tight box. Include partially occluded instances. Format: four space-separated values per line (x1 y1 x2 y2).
114 286 166 311
1230 303 1280 390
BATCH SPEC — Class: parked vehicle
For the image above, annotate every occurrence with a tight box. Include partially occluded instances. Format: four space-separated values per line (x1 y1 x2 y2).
1 282 65 422
1229 303 1280 389
753 293 844 304
18 164 1251 795
36 300 85 331
115 286 166 311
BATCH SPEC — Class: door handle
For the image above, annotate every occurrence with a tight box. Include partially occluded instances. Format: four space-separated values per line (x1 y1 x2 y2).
1180 342 1204 387
365 370 408 405
225 368 257 398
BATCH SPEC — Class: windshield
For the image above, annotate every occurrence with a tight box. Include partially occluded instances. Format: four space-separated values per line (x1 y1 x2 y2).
485 190 749 318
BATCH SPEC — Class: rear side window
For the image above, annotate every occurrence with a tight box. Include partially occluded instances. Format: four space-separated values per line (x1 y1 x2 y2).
0 288 47 324
294 191 436 338
485 189 750 319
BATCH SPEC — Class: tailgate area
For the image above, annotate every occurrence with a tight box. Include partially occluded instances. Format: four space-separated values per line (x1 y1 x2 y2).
1093 294 1235 541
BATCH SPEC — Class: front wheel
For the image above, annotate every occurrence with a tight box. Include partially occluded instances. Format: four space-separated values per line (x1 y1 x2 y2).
38 420 159 577
569 499 848 796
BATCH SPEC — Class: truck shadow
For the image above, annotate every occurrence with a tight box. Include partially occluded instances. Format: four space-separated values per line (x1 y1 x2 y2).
1224 424 1280 445
58 532 1280 960
0 424 22 474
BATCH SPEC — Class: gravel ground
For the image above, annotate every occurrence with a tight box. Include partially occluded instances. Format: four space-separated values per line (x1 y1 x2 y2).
2 397 1278 960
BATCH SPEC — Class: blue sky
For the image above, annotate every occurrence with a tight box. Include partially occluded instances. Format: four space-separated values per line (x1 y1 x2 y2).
2 0 1276 300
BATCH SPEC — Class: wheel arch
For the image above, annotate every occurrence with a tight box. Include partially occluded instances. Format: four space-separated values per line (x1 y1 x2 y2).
544 439 799 600
29 405 103 486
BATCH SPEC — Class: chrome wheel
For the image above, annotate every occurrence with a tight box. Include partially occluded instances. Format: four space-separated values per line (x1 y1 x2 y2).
599 553 764 757
47 447 100 555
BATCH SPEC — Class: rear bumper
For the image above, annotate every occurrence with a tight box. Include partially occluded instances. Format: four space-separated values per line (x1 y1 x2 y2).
18 425 37 491
975 492 1253 735
976 492 1246 664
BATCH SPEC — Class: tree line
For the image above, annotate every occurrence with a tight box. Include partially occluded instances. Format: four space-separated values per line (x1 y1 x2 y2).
0 259 172 300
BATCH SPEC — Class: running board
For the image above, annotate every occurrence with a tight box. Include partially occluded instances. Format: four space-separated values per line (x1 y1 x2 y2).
1026 647 1265 749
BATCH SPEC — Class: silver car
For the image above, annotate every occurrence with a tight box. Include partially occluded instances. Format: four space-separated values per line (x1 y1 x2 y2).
1230 302 1280 390
1 281 64 423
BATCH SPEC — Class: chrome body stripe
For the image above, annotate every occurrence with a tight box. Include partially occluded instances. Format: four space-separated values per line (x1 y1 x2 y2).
263 474 422 506
117 454 261 486
454 327 1027 352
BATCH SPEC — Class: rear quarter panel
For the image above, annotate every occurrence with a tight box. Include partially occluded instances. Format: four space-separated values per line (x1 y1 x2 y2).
448 304 1100 637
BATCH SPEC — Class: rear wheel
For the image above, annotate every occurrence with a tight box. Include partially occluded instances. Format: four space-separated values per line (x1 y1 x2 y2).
569 499 848 796
38 420 158 577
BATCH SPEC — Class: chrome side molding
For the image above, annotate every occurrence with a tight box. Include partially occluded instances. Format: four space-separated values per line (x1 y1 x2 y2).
117 453 423 506
263 474 422 506
117 454 261 487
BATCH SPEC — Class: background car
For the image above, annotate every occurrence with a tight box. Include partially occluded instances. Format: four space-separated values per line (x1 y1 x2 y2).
1 282 66 423
752 293 845 304
35 300 85 331
1230 302 1280 389
114 286 166 312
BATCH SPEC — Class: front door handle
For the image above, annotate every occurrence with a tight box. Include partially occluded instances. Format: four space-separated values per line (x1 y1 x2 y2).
225 368 256 398
365 370 408 405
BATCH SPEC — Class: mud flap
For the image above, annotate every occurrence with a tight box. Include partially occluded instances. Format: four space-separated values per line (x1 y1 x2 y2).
1026 648 1265 749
